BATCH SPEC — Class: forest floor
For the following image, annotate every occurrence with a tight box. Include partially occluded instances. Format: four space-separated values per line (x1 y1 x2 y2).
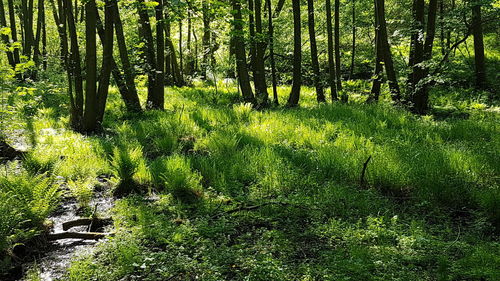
1 83 499 280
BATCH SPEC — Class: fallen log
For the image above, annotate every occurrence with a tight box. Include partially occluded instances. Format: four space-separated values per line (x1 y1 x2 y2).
62 217 112 231
47 232 113 241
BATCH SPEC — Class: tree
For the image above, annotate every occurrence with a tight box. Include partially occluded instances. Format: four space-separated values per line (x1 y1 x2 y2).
266 0 278 105
112 2 142 112
253 0 268 106
307 0 325 102
153 0 165 109
349 0 356 79
471 1 487 89
334 0 344 101
325 0 338 101
287 0 301 107
0 0 15 68
230 0 256 104
137 0 158 109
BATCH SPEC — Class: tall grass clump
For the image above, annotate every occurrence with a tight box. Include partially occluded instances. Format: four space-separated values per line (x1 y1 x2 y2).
151 155 203 203
111 146 145 197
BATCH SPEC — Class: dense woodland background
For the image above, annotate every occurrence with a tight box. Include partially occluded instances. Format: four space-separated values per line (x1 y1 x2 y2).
0 0 499 280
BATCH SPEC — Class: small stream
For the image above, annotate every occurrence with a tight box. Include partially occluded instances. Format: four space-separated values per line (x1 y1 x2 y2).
21 181 114 281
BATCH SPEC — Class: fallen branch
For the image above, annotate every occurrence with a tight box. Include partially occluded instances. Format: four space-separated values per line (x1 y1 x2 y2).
360 156 372 188
62 217 112 231
47 232 113 241
211 201 319 219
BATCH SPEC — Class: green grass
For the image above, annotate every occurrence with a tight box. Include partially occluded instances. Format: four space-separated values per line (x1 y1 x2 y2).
1 83 499 280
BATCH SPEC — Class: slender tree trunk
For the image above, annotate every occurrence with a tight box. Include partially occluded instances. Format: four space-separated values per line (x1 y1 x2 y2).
152 0 165 109
164 7 172 85
7 0 20 64
94 2 135 115
231 0 256 104
96 0 115 123
287 0 301 106
0 0 15 68
41 0 47 70
202 0 210 79
334 0 343 96
253 0 268 106
369 0 383 102
307 0 325 102
64 0 83 129
439 0 445 55
248 0 256 75
349 0 356 79
137 0 157 108
408 0 424 87
112 2 142 112
179 19 183 77
187 9 193 75
409 0 437 112
326 0 338 101
471 3 487 89
82 0 98 132
32 0 44 78
266 0 278 105
377 0 401 102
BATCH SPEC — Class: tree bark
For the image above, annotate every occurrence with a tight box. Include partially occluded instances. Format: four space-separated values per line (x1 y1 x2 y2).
326 0 338 101
82 0 98 132
349 0 356 79
287 0 301 106
202 0 210 79
471 3 487 90
253 0 269 106
248 0 256 74
96 0 114 124
266 0 278 105
334 0 343 94
137 0 157 109
64 0 83 129
0 0 15 68
307 0 325 102
377 0 401 102
231 0 256 104
151 0 165 109
7 0 20 65
369 0 383 102
112 2 142 112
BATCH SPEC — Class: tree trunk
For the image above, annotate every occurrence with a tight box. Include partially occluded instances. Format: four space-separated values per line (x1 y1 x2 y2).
7 0 20 65
369 0 383 102
96 0 115 124
32 0 44 78
349 0 356 79
64 0 83 129
112 2 142 112
377 0 401 102
41 0 47 70
164 6 172 85
179 19 183 77
287 0 301 106
151 0 165 109
231 0 256 104
307 0 325 102
334 0 343 95
253 0 268 106
266 0 278 105
326 0 338 101
471 3 487 90
0 0 15 68
137 0 157 108
202 0 210 79
82 0 98 132
248 0 256 74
